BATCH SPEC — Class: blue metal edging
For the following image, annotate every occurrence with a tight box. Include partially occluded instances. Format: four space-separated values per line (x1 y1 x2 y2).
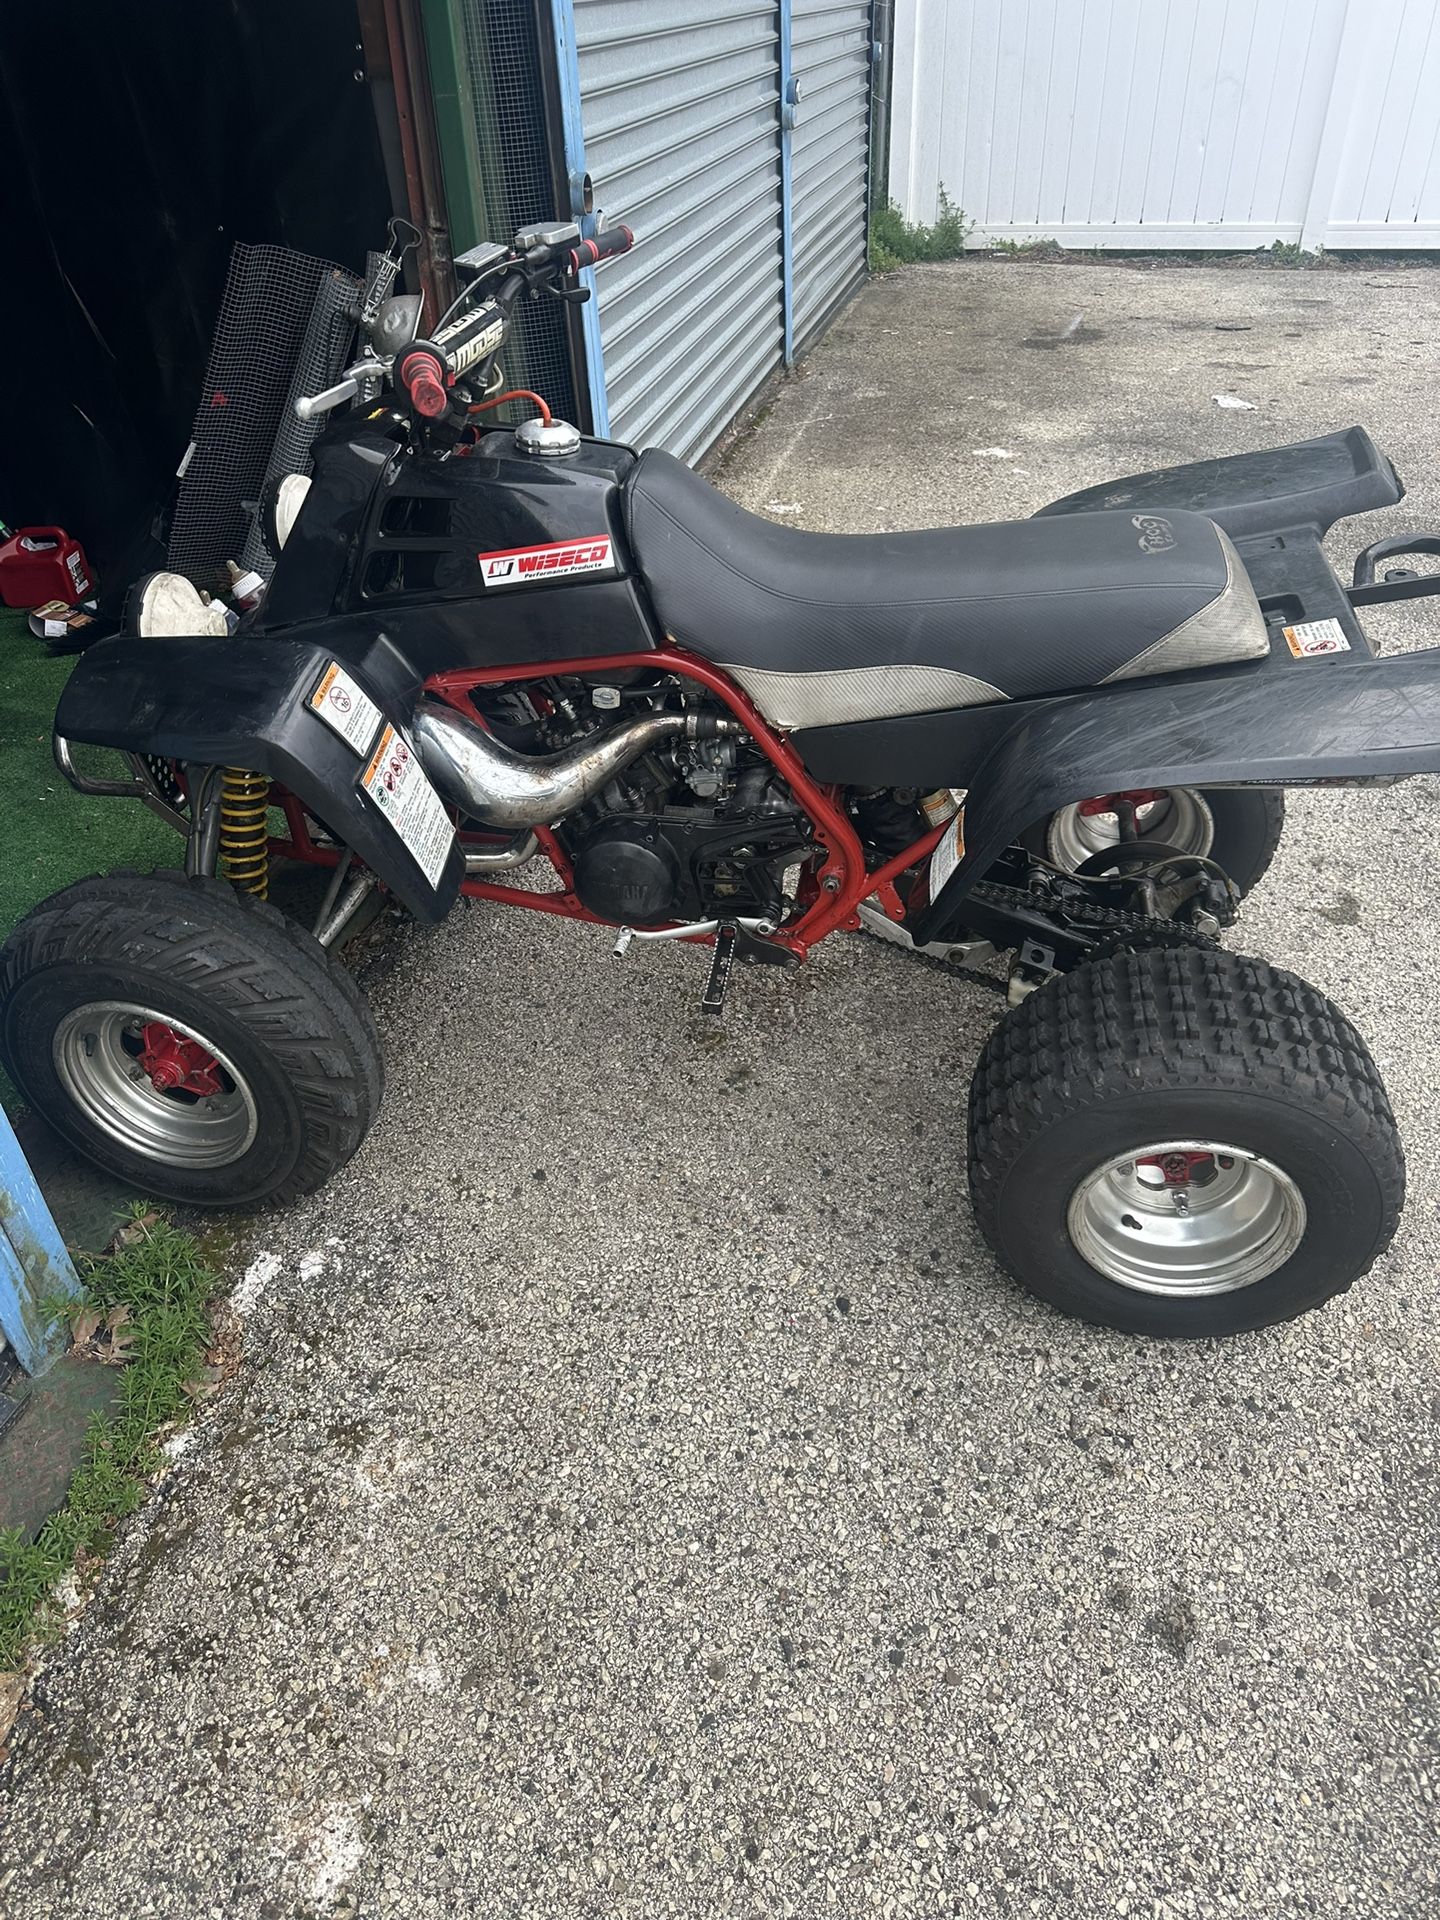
1 1107 81 1377
779 0 796 366
549 0 610 437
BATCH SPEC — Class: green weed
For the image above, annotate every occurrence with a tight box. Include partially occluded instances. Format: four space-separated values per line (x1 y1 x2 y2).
1261 239 1329 269
0 1212 223 1674
870 189 973 271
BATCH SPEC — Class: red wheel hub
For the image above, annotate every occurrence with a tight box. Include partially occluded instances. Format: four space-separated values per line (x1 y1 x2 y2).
1077 788 1167 819
1136 1149 1220 1187
137 1021 223 1096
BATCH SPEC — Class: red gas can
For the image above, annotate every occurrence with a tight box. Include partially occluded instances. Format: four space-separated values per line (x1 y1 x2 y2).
0 527 95 606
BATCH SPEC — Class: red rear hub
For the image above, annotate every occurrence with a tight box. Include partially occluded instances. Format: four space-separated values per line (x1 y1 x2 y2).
1077 788 1167 819
137 1021 223 1096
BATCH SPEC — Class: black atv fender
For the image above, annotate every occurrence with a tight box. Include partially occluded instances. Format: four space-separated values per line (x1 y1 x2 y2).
54 632 462 921
912 645 1440 946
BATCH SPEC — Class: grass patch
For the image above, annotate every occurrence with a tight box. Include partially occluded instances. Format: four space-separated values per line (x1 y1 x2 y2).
870 188 973 270
0 1213 224 1674
0 610 173 942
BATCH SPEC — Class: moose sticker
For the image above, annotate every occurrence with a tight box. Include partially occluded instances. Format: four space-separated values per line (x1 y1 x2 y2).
479 535 614 588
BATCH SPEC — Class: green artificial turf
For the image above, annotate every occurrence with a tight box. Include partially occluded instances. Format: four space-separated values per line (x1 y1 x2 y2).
0 611 174 942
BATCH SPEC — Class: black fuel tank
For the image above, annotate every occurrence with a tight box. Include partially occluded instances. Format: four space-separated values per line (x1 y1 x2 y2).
254 424 659 677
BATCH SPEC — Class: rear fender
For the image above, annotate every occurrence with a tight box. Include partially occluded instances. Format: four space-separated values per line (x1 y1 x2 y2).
912 646 1440 945
54 634 462 922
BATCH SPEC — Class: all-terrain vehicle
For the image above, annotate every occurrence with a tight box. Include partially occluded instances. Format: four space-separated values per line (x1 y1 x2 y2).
5 215 1439 1335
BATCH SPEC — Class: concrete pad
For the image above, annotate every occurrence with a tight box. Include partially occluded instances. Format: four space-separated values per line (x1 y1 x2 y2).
1 262 1436 1920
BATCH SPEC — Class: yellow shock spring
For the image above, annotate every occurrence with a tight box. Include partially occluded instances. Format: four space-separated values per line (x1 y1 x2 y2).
219 766 271 898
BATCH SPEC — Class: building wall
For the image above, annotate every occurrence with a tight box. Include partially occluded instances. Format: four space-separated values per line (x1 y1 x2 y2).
890 0 1440 250
559 0 875 459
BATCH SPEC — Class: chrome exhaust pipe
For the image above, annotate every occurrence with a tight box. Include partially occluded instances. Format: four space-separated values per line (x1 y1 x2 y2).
414 701 733 830
465 830 537 874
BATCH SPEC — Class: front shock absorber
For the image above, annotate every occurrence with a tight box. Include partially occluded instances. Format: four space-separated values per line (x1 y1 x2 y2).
219 766 270 898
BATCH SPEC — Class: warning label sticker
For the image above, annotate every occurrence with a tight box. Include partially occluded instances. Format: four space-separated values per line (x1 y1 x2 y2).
357 725 454 887
308 662 382 754
1283 618 1351 658
928 807 967 900
479 535 614 589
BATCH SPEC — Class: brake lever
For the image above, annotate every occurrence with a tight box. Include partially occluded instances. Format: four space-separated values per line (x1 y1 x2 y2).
295 378 358 422
294 359 388 421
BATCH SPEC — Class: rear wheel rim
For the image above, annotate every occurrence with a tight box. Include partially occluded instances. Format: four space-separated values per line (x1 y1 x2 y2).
52 1000 259 1168
1046 788 1215 870
1067 1138 1307 1295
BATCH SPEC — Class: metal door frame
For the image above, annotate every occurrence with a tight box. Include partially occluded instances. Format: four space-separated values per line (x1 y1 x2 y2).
545 0 612 434
779 0 798 365
787 0 878 356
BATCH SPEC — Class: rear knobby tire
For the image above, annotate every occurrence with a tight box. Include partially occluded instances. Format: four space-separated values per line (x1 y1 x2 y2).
967 945 1404 1336
0 869 383 1209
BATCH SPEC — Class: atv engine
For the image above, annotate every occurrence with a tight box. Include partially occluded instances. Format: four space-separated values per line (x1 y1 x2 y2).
567 729 812 926
457 676 816 926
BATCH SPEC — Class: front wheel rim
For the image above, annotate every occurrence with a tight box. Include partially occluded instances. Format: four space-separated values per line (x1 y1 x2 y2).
52 1000 259 1169
1067 1139 1307 1295
1046 788 1215 870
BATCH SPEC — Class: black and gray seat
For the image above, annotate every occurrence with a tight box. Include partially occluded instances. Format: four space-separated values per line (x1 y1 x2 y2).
624 451 1269 730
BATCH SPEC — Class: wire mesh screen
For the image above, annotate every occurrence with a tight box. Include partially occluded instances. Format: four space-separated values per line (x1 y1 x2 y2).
456 0 576 423
168 245 361 585
237 267 361 577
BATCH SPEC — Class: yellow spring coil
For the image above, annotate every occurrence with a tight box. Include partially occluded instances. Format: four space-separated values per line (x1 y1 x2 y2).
219 766 271 898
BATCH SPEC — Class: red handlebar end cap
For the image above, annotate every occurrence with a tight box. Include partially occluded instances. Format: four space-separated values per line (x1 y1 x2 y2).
398 350 450 420
410 376 449 420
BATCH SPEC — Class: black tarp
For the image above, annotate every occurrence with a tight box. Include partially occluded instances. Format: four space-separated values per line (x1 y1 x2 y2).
0 1 395 600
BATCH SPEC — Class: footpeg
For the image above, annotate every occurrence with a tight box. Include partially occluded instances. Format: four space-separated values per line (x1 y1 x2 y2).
701 923 737 1015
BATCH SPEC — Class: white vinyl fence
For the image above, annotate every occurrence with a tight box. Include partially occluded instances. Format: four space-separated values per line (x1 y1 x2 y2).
891 0 1440 249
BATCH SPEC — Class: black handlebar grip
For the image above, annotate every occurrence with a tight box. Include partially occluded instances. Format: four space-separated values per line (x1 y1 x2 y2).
566 224 635 274
397 347 449 420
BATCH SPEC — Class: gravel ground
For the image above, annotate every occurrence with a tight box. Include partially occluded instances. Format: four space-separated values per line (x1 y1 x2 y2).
2 260 1437 1919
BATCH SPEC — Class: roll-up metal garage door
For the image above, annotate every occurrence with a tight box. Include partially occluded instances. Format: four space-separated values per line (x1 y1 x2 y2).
788 1 872 350
570 1 786 461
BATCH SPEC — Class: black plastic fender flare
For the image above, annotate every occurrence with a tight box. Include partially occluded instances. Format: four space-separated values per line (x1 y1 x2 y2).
53 632 462 922
911 646 1440 946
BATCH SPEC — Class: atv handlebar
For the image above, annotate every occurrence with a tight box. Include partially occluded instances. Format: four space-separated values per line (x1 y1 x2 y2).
293 215 634 424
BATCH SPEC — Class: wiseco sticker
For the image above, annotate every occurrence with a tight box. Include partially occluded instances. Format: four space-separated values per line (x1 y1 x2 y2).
479 535 614 588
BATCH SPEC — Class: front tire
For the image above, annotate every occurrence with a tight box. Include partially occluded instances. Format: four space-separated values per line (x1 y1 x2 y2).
967 946 1404 1336
0 870 383 1209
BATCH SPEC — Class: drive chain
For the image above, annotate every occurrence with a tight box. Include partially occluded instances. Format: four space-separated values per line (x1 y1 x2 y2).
864 877 1220 998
